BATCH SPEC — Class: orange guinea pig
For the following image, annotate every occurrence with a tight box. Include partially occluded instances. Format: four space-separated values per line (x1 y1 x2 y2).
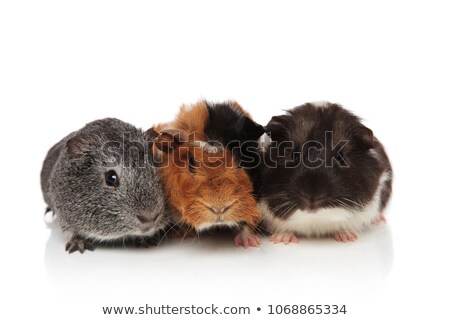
149 128 261 248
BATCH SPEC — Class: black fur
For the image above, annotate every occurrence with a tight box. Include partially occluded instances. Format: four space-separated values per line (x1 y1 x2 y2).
204 102 265 194
261 103 393 219
41 118 169 253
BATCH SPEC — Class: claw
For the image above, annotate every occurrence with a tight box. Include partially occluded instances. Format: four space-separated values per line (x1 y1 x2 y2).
65 236 94 254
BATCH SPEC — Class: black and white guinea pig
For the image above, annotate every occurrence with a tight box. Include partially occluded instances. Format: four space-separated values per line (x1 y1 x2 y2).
259 102 392 244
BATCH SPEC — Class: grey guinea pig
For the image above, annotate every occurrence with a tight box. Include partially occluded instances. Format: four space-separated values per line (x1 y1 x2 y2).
41 118 169 253
259 102 393 244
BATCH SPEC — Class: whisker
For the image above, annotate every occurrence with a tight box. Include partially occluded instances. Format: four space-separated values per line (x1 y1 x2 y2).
157 219 182 246
260 192 290 201
342 197 364 208
279 203 297 219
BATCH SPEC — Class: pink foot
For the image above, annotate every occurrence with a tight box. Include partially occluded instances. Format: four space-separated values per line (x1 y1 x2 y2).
334 231 358 242
234 229 260 248
371 214 386 225
269 232 299 245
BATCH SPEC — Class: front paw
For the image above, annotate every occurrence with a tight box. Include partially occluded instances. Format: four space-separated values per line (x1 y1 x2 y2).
269 232 299 245
334 231 358 242
234 229 260 248
371 214 386 225
65 236 94 254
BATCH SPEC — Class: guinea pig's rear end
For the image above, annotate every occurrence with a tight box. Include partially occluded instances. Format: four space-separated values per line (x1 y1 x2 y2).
260 102 393 244
41 118 169 253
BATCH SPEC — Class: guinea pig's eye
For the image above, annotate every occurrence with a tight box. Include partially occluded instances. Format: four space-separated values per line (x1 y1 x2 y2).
105 170 120 187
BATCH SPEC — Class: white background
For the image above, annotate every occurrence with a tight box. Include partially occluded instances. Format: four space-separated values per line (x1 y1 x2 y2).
1 1 449 319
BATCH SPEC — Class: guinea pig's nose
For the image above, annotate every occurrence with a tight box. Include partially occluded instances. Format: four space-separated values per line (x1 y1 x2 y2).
207 204 233 215
137 214 155 224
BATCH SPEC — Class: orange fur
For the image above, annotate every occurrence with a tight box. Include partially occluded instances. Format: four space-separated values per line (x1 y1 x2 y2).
169 101 209 141
227 100 253 119
150 100 261 231
156 137 259 229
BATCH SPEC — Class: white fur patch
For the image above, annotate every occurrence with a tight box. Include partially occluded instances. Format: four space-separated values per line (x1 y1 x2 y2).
261 171 391 237
196 221 239 231
258 132 272 152
369 148 383 162
193 141 224 154
309 101 331 108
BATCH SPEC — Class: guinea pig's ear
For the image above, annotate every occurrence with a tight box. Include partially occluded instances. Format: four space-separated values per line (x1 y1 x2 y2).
351 125 374 150
145 127 159 141
66 134 94 158
265 114 291 141
236 117 266 139
267 114 291 126
153 129 184 153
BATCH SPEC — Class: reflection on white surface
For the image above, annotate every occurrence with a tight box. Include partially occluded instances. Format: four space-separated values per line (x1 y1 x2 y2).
45 222 393 300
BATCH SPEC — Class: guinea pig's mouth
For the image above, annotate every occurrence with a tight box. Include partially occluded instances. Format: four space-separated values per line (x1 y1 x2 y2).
136 214 165 234
139 225 153 233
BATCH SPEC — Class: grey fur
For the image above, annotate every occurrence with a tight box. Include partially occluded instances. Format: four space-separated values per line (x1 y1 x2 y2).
41 118 168 253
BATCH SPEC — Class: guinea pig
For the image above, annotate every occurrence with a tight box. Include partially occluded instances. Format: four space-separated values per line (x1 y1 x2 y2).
259 102 393 244
165 101 265 247
151 127 261 248
41 118 169 253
